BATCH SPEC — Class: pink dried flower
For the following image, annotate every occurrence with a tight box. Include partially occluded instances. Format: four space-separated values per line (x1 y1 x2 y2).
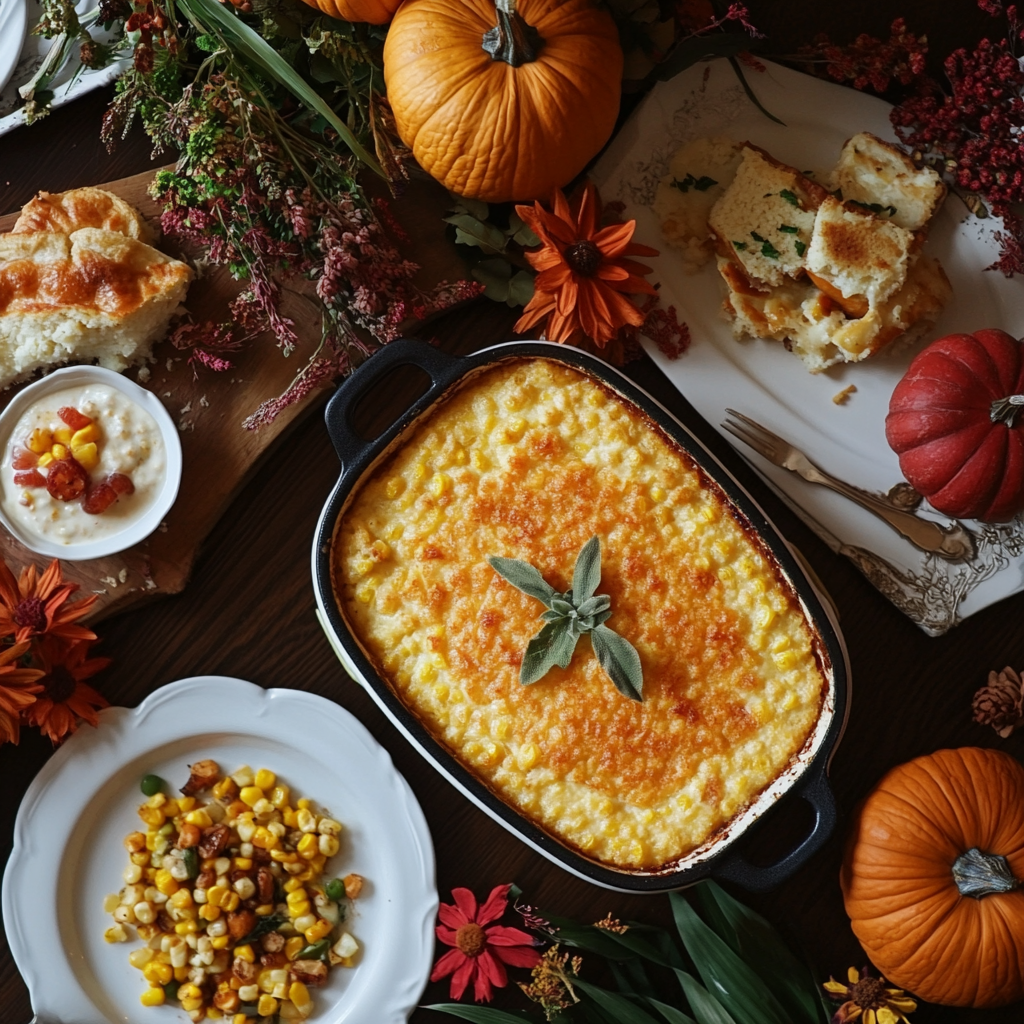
973 666 1024 737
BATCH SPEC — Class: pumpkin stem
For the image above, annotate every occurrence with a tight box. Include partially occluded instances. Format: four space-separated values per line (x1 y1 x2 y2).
990 394 1024 427
952 847 1020 898
482 0 543 68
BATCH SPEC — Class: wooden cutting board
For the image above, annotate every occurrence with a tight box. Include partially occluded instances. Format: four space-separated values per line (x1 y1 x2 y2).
0 168 469 619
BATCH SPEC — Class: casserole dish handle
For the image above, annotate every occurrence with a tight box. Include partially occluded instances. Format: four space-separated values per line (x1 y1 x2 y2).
324 339 464 470
711 766 836 892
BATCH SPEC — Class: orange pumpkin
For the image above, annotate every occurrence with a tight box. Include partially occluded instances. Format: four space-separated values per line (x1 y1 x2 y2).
841 747 1024 1007
382 0 623 202
300 0 400 24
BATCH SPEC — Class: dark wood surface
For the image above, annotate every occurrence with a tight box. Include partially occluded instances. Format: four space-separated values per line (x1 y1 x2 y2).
1 4 1021 1022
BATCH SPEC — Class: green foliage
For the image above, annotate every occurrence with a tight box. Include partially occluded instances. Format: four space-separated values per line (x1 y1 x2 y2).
428 882 826 1024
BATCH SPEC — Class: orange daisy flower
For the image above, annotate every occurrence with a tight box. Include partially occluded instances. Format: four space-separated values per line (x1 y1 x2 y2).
24 637 111 744
0 641 44 745
514 184 659 347
0 558 98 645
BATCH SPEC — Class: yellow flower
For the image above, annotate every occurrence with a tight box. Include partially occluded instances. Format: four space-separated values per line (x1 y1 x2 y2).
824 966 917 1024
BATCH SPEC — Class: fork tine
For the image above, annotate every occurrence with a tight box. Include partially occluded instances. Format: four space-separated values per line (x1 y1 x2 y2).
721 418 778 462
723 408 787 443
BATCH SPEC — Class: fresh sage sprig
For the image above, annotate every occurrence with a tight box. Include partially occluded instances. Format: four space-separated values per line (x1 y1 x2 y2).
488 537 644 701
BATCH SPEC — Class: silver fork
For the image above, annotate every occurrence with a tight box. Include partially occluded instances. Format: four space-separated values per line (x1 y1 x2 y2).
722 409 976 562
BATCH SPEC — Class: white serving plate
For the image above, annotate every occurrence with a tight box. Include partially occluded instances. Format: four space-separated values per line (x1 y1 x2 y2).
0 365 183 560
0 0 27 97
2 677 437 1024
591 59 1024 635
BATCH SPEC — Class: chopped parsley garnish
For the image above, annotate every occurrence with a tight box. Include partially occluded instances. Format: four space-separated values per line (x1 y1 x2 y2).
850 199 898 217
779 189 799 206
761 240 781 259
671 173 718 193
779 224 799 234
732 240 747 250
750 231 766 242
794 239 807 257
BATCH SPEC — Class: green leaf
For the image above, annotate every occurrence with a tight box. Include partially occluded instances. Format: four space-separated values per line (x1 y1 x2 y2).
670 896 791 1024
572 536 602 603
577 594 611 618
422 1005 535 1023
507 270 535 307
522 621 579 684
575 979 663 1024
472 259 513 303
535 917 641 959
694 882 825 1024
591 625 643 701
444 213 507 254
449 195 491 221
727 55 786 126
176 0 382 174
488 556 557 605
675 972 739 1024
508 211 540 247
649 999 697 1024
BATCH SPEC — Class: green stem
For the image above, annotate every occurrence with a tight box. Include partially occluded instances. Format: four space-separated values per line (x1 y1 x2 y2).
952 847 1019 898
481 0 542 68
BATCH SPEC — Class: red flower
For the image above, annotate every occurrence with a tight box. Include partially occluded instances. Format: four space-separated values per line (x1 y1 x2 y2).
431 884 541 1002
23 638 110 744
0 642 44 745
0 559 98 645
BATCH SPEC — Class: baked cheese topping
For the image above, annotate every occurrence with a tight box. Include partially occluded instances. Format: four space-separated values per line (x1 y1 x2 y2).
333 359 826 870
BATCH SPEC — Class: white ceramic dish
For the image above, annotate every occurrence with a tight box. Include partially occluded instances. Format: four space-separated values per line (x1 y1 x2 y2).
591 59 1024 636
0 365 182 560
0 0 27 98
2 676 437 1024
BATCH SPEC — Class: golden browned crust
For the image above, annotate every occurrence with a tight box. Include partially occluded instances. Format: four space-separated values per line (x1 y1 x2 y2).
332 359 827 870
12 188 152 242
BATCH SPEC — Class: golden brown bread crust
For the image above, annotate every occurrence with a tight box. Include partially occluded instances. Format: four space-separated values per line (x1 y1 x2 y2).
12 188 152 242
0 229 191 318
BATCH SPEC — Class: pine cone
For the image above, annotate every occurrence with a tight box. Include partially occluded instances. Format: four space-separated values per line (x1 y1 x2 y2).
973 667 1024 738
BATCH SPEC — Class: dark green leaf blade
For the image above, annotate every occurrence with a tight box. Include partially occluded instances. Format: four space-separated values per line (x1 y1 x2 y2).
670 895 790 1024
422 1005 535 1023
521 622 578 684
728 55 786 126
572 536 602 603
591 625 643 701
675 971 739 1024
649 999 698 1024
694 882 825 1024
176 0 383 173
574 979 663 1024
653 34 754 83
488 556 557 606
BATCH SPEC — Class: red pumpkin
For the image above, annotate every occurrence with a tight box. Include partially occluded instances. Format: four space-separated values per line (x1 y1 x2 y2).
885 329 1024 521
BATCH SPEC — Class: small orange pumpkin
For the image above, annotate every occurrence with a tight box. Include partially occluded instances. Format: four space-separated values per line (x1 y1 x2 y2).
300 0 400 24
382 0 623 202
841 747 1024 1007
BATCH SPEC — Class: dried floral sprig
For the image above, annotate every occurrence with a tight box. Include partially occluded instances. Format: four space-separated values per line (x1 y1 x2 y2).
488 537 644 701
973 666 1024 737
519 945 583 1020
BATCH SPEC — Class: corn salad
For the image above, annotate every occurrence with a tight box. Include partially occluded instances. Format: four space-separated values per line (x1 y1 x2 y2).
104 759 364 1022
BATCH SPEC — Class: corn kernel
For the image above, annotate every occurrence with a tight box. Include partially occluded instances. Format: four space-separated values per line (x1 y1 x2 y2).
184 808 213 828
140 987 166 1007
175 920 198 935
211 935 231 949
129 947 155 969
199 904 222 921
70 423 100 447
27 428 53 454
178 796 196 812
179 982 202 999
293 913 317 933
238 786 263 808
104 924 128 943
36 452 53 469
255 904 274 916
288 900 311 921
282 807 298 828
211 777 237 801
318 834 340 858
285 888 308 907
138 805 165 828
295 808 316 833
50 443 68 460
258 994 279 1017
517 743 539 770
144 961 173 985
234 943 255 963
285 936 306 960
154 870 179 896
231 766 255 788
283 877 306 893
295 833 318 860
253 768 276 791
252 826 279 851
269 785 290 809
174 965 190 981
289 981 311 1011
70 442 98 469
431 472 451 497
385 477 405 499
304 918 333 943
169 889 194 909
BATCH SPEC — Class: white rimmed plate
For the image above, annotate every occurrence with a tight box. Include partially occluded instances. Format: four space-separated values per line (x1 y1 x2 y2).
0 0 27 97
592 59 1024 635
2 677 438 1024
0 365 183 560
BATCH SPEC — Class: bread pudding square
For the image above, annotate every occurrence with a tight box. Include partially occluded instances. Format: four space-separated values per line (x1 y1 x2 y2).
333 358 828 871
13 188 152 242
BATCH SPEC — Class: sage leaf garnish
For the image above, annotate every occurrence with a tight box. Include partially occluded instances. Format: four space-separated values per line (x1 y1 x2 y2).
779 189 799 206
487 537 644 701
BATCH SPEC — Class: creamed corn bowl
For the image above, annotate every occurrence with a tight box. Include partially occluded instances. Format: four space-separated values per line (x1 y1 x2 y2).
327 353 832 875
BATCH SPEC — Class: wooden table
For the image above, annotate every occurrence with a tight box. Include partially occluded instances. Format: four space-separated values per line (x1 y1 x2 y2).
0 4 1020 1022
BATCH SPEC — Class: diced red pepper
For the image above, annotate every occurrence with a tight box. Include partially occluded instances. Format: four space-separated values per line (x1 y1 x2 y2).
45 457 89 502
82 483 117 515
108 472 135 496
58 406 92 431
11 447 38 470
14 470 45 488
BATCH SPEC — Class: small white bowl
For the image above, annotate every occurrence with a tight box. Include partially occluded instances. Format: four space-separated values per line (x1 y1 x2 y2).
0 366 182 560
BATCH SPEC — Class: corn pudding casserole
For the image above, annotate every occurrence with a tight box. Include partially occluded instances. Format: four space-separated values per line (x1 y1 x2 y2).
333 358 827 870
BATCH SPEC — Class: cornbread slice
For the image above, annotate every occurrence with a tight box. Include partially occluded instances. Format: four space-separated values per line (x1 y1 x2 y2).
653 137 743 272
805 196 914 310
831 132 946 231
708 145 824 286
334 358 827 871
12 187 152 242
0 227 193 384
